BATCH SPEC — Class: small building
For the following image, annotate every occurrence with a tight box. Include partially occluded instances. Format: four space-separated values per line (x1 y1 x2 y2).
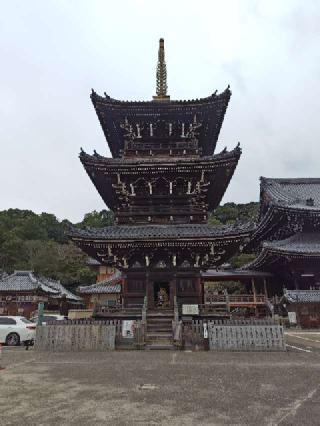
282 289 320 328
86 257 116 282
77 271 123 309
0 271 82 318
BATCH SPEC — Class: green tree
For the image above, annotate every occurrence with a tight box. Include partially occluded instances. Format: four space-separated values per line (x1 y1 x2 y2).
79 209 114 228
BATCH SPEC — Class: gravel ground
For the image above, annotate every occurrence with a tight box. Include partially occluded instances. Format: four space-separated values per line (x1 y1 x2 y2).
0 347 320 426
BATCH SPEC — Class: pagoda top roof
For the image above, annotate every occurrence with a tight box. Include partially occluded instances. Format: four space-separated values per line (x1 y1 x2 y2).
91 88 230 107
69 222 254 242
261 177 320 212
91 87 231 157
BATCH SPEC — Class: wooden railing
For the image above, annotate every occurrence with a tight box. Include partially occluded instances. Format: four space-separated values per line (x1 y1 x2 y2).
94 303 142 316
205 294 267 304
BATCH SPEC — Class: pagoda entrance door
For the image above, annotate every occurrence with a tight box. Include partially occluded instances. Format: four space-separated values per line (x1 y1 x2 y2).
154 281 170 309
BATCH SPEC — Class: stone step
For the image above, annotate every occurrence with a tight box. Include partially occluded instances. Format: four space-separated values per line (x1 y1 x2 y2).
146 332 172 340
147 311 174 317
147 318 173 322
145 344 174 350
147 327 172 333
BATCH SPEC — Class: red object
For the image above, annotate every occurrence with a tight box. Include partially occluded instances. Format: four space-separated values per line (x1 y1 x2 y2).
26 326 36 330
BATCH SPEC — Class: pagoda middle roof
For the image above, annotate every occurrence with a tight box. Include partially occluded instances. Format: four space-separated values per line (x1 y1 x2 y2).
79 146 241 212
91 88 231 157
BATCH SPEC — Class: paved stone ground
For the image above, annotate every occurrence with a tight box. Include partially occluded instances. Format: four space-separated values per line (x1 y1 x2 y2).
0 346 320 426
285 330 320 353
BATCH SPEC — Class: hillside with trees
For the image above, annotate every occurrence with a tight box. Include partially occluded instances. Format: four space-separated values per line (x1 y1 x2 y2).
0 203 259 288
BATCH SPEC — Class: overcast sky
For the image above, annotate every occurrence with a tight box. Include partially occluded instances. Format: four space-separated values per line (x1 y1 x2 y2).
1 0 320 222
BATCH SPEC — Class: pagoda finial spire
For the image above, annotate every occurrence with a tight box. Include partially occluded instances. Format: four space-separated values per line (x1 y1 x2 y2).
153 38 170 101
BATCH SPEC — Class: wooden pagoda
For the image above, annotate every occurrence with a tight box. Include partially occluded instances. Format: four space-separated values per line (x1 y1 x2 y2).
70 39 253 309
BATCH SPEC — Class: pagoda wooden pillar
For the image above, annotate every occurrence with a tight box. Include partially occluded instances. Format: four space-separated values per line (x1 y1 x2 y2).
169 275 177 308
263 278 268 298
251 278 257 316
146 272 154 309
196 275 202 304
123 276 128 308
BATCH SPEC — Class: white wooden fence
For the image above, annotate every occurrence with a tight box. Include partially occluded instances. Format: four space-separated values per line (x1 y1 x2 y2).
208 321 285 351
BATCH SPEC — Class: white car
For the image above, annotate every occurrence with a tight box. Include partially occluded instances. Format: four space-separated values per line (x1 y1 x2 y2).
30 314 66 325
0 316 36 346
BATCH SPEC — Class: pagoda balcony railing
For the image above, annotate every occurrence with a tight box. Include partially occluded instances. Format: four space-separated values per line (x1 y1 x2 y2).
126 141 198 151
119 206 205 215
204 294 267 305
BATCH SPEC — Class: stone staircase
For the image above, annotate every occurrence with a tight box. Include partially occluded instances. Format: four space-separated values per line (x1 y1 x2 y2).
145 309 174 350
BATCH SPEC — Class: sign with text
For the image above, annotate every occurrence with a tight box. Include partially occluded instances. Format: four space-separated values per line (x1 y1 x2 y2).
122 320 135 338
288 312 297 324
182 304 199 315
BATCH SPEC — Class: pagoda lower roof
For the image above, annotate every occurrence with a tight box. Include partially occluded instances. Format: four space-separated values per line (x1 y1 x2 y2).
91 88 231 157
245 232 320 271
69 222 254 242
80 146 241 212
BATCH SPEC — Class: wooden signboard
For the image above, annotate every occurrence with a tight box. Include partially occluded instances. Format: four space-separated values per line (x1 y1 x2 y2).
182 304 199 315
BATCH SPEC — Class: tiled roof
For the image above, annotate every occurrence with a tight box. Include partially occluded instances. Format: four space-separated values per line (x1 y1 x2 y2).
90 88 231 157
0 271 81 301
263 232 320 255
283 289 320 303
78 271 122 294
40 277 82 301
70 222 254 241
79 146 241 213
86 257 101 266
79 145 241 166
261 177 320 211
243 233 320 271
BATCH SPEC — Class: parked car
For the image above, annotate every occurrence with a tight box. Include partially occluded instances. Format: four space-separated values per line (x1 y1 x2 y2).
0 316 36 346
30 314 66 325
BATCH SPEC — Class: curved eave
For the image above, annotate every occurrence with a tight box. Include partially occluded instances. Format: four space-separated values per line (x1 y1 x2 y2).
245 247 320 272
68 223 253 244
80 146 241 211
206 147 241 211
245 204 320 251
69 224 253 268
90 88 231 158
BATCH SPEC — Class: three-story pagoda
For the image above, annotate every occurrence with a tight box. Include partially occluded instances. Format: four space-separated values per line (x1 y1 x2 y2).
70 39 252 308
